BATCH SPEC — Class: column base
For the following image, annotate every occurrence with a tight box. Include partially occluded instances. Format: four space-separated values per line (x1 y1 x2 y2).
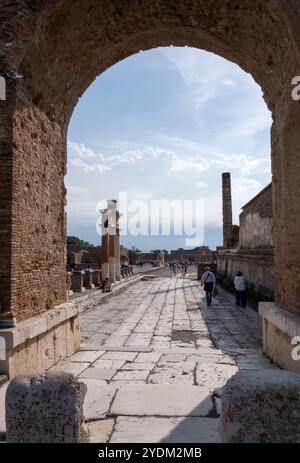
0 302 80 379
259 302 300 374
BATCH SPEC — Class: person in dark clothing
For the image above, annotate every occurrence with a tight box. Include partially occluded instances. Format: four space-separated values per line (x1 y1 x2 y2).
234 271 247 307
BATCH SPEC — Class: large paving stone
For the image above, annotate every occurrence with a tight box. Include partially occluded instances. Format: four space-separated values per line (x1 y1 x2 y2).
113 370 149 381
196 363 238 391
6 372 89 443
101 352 138 361
69 350 105 363
80 380 117 421
110 384 213 417
121 362 155 371
110 416 221 443
222 370 300 443
93 359 125 369
88 419 115 443
79 367 116 381
50 360 90 376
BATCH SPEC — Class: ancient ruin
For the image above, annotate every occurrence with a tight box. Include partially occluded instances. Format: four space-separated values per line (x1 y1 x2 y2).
0 0 300 444
217 174 274 302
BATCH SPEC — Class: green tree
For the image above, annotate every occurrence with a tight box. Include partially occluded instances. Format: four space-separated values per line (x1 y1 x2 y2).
67 236 94 247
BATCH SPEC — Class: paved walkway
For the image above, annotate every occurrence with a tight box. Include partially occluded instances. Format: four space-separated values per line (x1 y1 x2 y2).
52 270 277 443
0 269 278 443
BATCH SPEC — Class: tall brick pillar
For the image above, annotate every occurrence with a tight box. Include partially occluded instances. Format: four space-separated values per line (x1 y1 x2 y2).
0 77 16 327
222 173 233 248
0 86 67 326
108 231 116 283
101 223 110 281
115 228 121 281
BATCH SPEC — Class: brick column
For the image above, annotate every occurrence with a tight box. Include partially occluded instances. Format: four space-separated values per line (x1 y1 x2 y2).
222 172 233 248
109 232 116 282
0 86 67 325
0 78 16 327
101 233 110 280
114 228 121 281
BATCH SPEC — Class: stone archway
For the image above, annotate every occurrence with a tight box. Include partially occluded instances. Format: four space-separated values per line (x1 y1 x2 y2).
0 0 300 376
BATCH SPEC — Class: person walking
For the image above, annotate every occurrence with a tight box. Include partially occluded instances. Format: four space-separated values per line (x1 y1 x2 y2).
181 263 187 279
201 266 216 306
234 271 247 307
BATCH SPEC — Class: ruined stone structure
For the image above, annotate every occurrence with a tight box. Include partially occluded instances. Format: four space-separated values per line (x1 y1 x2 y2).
0 0 299 377
217 181 274 301
169 246 213 263
128 250 162 265
67 245 101 266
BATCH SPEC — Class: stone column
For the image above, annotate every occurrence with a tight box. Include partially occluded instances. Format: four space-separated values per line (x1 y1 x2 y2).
222 172 233 248
108 231 116 282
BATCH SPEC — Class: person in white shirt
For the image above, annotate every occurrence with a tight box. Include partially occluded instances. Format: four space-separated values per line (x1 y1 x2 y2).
234 271 247 307
201 266 216 306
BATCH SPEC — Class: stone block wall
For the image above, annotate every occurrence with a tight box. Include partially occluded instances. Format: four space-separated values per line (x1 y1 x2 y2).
216 251 274 301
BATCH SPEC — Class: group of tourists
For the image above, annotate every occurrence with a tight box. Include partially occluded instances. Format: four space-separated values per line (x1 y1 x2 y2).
201 267 247 308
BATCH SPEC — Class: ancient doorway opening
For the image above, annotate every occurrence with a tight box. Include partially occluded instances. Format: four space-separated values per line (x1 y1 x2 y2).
66 46 273 303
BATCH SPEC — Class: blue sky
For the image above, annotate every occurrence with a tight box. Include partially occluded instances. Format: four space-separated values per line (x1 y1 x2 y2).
66 47 272 251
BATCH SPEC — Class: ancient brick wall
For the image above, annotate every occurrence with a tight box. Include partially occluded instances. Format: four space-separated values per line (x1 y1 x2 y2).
10 106 67 321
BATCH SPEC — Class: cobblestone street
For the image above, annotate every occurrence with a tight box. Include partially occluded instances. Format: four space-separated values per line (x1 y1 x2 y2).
0 269 278 443
52 269 277 443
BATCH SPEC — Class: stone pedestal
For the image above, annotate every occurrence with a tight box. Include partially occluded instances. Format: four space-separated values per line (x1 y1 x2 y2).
67 272 73 297
0 301 80 379
71 272 85 292
221 369 300 443
92 271 101 286
83 272 95 290
6 372 89 443
259 302 300 374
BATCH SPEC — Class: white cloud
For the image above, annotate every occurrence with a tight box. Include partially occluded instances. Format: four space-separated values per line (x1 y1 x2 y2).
211 154 270 177
70 157 110 173
168 153 210 174
196 181 208 189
